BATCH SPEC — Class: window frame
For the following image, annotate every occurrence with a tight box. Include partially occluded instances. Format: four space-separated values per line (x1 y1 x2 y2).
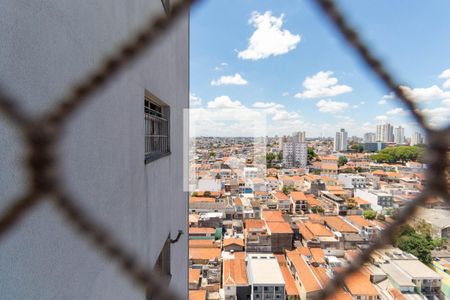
145 91 171 164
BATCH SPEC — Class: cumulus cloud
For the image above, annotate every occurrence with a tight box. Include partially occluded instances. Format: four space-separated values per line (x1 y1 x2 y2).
252 102 284 109
421 106 450 127
386 107 407 116
190 97 307 136
238 11 301 60
438 68 450 79
189 93 202 106
378 93 394 105
207 96 243 109
211 73 248 86
316 99 349 114
399 85 450 102
294 71 352 99
443 79 450 89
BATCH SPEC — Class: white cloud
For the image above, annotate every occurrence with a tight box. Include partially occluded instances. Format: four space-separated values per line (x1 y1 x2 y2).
238 11 301 60
400 85 450 102
211 73 248 86
375 115 388 122
252 102 284 109
190 98 308 136
294 71 352 99
282 92 289 97
207 96 243 109
421 106 450 127
386 107 407 116
214 62 229 71
378 93 395 105
443 79 450 89
316 99 349 114
438 68 450 79
189 93 202 106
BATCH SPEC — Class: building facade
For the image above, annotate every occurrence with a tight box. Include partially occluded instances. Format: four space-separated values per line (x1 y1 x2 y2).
411 131 424 146
282 142 307 168
394 126 405 144
0 1 188 299
363 132 376 143
376 123 394 143
334 128 348 152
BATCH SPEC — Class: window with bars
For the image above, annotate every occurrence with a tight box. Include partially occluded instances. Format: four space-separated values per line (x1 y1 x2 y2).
161 0 170 15
145 93 170 163
146 237 171 300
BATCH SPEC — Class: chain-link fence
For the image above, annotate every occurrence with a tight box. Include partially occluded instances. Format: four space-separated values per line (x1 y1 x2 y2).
0 0 448 299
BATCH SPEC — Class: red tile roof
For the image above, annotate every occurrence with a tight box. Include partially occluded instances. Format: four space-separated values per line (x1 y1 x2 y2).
262 210 285 222
266 221 293 234
223 258 248 285
291 191 307 201
324 216 358 233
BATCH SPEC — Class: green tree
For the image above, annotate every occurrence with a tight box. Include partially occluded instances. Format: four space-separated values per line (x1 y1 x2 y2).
191 192 198 197
430 237 448 249
414 219 433 238
307 147 318 161
396 233 433 264
351 143 364 153
371 146 425 163
363 210 377 220
338 156 348 167
203 191 211 197
311 206 325 214
282 185 295 195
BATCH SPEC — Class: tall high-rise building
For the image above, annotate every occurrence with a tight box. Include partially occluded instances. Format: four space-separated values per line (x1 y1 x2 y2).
283 141 307 168
376 123 394 143
364 132 376 143
394 126 405 144
293 131 306 143
0 2 188 298
334 128 348 152
411 132 424 146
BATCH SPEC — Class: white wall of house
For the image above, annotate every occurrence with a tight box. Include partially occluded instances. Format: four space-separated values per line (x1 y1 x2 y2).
0 1 188 299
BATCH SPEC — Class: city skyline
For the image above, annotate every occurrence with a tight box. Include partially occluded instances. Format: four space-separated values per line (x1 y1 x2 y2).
190 0 450 137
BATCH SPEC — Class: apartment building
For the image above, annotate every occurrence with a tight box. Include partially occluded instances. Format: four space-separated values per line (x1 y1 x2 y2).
376 123 394 143
334 128 348 152
247 254 286 300
282 141 307 168
0 1 188 299
338 174 367 189
354 189 393 212
394 126 405 144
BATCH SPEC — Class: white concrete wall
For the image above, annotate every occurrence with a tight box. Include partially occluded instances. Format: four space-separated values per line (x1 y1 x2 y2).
0 1 188 299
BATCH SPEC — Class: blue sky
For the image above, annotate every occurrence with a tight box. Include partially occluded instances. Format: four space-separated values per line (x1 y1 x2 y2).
189 0 450 138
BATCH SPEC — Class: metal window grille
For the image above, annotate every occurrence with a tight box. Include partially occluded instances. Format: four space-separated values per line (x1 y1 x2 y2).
145 98 170 163
0 0 448 300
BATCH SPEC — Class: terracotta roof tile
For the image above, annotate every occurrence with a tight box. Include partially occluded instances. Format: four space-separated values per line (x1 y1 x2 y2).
223 258 248 285
189 290 206 300
266 221 293 234
189 247 221 260
262 210 285 222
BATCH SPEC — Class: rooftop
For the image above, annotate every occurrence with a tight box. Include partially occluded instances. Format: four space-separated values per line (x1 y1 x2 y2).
223 258 248 286
247 254 285 285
